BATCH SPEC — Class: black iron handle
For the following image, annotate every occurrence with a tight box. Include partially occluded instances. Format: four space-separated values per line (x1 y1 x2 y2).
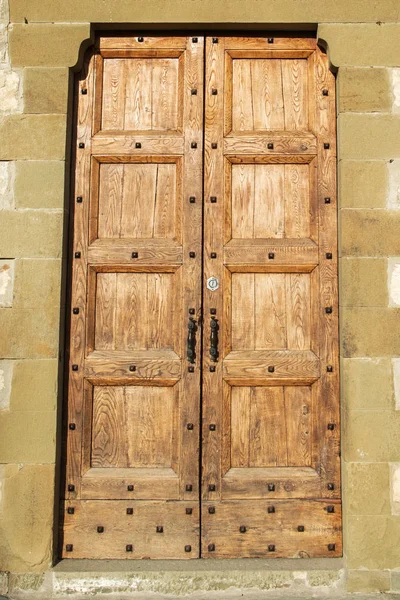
187 318 197 363
210 317 219 362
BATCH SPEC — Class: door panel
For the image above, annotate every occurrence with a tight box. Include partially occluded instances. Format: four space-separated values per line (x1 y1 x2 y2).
201 36 341 558
63 34 340 561
62 35 204 559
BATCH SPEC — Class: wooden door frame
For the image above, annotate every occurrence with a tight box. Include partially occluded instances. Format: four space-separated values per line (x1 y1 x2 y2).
57 28 340 563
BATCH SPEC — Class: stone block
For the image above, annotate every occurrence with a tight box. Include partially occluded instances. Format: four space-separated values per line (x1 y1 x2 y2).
342 358 394 410
339 160 387 209
9 23 91 67
346 515 400 569
341 307 400 357
0 307 60 358
0 464 54 572
393 69 400 114
344 409 400 462
0 160 15 210
319 23 400 67
24 67 69 114
347 570 390 593
338 114 400 160
13 259 63 309
0 410 56 462
0 68 22 114
392 358 400 410
0 359 13 411
338 68 392 113
8 0 400 23
389 463 400 516
340 258 387 306
0 23 7 63
341 210 400 257
0 210 63 258
14 160 65 209
388 257 400 306
388 159 400 209
343 462 390 515
10 359 58 411
0 259 14 307
0 114 66 160
0 0 9 24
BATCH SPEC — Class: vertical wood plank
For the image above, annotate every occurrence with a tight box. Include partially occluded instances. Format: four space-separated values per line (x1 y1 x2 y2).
250 387 287 467
231 273 255 350
282 59 308 130
231 164 254 238
286 273 311 350
255 274 287 349
284 164 310 238
254 165 285 238
285 386 312 467
230 387 251 468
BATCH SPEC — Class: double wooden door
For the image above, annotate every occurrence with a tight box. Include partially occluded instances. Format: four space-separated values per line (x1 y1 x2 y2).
62 34 341 559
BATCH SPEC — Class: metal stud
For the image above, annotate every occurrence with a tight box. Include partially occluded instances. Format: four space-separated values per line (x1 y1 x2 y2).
212 143 218 149
210 308 217 315
210 196 217 203
192 37 198 43
267 483 275 491
67 507 75 514
191 89 197 95
327 483 335 491
326 252 333 259
188 366 195 373
76 196 83 203
298 525 305 532
325 306 333 314
189 252 196 258
325 197 331 204
210 366 216 372
74 252 81 258
191 142 197 148
208 506 215 514
212 38 219 43
324 143 330 149
268 544 275 552
268 366 275 373
73 307 79 314
127 508 133 514
209 484 216 491
138 37 144 42
69 423 76 430
189 308 195 315
81 88 87 95
97 526 104 533
327 505 335 513
268 252 275 259
211 252 217 259
267 143 274 150
126 544 133 552
208 543 215 551
185 545 192 552
78 143 85 149
328 543 336 551
131 252 138 258
189 196 196 203
239 525 246 533
327 365 333 372
268 37 274 43
211 88 218 95
66 544 73 552
156 526 164 533
186 484 193 492
187 423 194 430
127 484 134 491
327 423 335 430
135 142 141 149
186 508 193 514
268 506 275 513
323 89 329 96
72 365 78 371
129 365 136 372
68 484 75 492
209 424 216 431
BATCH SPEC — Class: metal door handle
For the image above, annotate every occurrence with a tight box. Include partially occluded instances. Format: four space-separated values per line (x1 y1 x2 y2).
210 317 219 362
187 317 197 363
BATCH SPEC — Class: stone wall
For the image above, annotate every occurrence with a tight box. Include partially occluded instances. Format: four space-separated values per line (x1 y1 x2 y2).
0 0 399 594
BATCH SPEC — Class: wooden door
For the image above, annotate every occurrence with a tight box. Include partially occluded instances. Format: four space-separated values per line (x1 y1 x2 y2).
201 36 341 558
62 34 341 561
62 35 204 559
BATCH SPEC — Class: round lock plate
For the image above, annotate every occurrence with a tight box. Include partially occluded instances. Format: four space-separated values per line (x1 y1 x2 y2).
207 276 219 291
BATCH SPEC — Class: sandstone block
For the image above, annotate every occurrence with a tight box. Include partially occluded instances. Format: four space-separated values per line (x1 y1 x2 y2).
0 114 66 160
339 114 400 160
342 358 394 410
14 160 65 209
24 67 69 114
339 160 387 209
338 68 392 113
340 258 387 306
